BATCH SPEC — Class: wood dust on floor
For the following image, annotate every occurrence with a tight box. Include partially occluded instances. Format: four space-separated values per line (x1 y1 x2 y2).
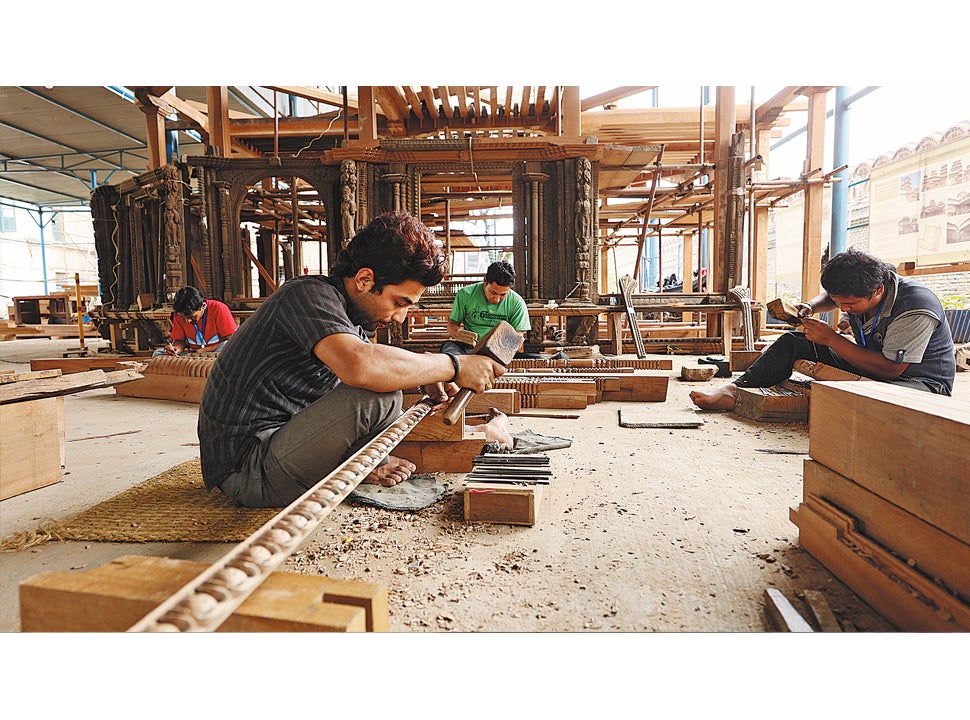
284 375 895 632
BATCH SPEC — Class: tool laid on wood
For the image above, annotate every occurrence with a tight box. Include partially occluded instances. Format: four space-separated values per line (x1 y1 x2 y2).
442 321 522 426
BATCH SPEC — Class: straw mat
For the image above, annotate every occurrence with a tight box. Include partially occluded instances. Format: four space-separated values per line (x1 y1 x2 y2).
0 459 276 551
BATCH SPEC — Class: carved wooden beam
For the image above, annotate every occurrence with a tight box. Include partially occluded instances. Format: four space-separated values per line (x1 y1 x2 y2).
127 399 435 632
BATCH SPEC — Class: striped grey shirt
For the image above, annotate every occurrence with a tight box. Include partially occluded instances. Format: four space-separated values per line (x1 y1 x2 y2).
198 275 369 490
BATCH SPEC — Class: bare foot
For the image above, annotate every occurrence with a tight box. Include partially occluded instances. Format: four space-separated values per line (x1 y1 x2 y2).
362 455 416 487
689 384 739 411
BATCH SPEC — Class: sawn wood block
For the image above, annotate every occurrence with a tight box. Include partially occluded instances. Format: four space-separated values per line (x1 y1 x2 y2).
464 482 543 526
809 381 970 544
19 555 388 632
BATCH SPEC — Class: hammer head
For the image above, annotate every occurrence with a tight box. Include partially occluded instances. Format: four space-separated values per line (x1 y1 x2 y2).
470 321 523 366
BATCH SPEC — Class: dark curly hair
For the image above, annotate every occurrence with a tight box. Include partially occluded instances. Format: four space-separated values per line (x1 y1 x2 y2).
331 211 445 291
485 261 516 287
820 248 893 298
172 286 204 316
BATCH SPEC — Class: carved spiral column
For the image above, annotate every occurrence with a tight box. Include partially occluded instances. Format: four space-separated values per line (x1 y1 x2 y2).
573 157 592 302
340 159 358 248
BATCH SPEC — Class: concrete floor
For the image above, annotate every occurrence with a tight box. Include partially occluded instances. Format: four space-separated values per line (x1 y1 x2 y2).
1 336 968 636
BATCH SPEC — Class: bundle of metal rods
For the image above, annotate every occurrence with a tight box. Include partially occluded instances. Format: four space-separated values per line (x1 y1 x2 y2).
466 453 552 485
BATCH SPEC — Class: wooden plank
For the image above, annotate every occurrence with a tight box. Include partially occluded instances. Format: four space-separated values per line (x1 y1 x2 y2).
803 589 842 632
19 555 384 632
791 497 970 632
464 482 542 526
802 459 970 600
730 350 762 373
0 397 63 501
0 368 61 384
618 406 704 428
763 588 814 632
0 369 136 404
734 386 809 422
809 381 970 544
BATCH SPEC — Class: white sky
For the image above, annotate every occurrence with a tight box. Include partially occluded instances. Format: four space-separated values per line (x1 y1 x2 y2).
594 85 969 180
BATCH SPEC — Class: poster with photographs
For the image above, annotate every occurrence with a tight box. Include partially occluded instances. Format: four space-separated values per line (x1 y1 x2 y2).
869 132 970 265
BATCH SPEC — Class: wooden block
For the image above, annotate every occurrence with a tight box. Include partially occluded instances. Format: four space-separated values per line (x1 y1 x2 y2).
464 482 542 526
802 459 970 600
730 350 762 373
791 497 970 632
394 438 485 473
733 386 809 422
0 397 63 501
809 381 970 544
763 588 814 632
407 409 466 441
467 389 519 415
766 298 802 325
114 374 207 404
19 555 386 632
601 374 668 402
680 366 717 381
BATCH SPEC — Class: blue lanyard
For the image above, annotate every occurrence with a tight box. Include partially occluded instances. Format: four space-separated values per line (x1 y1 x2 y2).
192 304 208 347
857 293 886 349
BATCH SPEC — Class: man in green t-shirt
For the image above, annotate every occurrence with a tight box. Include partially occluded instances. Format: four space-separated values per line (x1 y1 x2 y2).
441 261 544 359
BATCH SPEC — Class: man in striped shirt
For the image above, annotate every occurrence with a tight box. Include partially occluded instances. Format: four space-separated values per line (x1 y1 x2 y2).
198 211 506 508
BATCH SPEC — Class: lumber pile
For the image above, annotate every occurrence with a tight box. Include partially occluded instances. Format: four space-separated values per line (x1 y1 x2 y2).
20 555 388 632
790 381 970 631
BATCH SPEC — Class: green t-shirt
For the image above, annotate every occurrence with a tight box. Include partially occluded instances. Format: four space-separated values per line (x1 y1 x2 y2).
450 282 531 339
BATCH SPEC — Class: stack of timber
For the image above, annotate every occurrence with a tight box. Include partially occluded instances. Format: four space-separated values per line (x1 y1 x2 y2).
508 357 672 371
495 371 668 407
790 381 970 631
114 355 216 403
20 555 388 632
1 368 141 500
463 453 550 526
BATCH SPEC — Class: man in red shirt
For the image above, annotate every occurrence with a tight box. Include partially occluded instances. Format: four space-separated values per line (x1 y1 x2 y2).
155 286 238 356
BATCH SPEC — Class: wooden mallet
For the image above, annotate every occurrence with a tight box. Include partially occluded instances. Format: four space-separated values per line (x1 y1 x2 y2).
441 320 523 426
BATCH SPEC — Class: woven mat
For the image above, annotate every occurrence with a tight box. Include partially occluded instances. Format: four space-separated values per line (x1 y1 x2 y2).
0 459 277 551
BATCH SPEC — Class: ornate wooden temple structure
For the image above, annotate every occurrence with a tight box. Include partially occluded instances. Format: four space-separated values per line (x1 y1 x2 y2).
89 86 834 355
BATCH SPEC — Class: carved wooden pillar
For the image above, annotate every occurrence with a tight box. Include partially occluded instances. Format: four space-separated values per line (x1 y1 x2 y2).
161 165 186 299
523 171 547 299
384 171 407 212
340 159 358 247
572 156 593 302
